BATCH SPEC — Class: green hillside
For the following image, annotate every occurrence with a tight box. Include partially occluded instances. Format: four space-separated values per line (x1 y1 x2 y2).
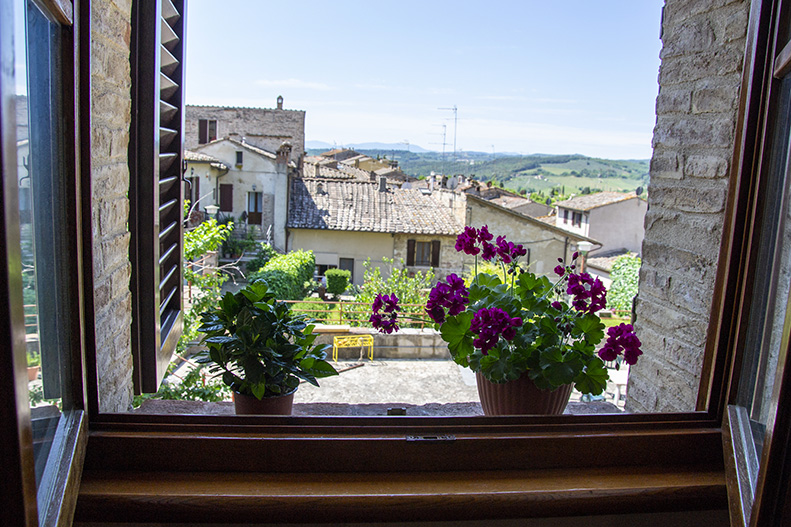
306 149 649 199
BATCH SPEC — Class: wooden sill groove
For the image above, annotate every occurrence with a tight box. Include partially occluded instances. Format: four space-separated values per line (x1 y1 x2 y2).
76 465 726 523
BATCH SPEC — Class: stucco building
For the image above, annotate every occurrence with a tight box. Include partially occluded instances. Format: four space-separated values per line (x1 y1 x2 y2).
554 192 647 256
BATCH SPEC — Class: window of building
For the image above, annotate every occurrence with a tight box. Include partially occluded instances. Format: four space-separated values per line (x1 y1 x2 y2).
406 239 440 267
315 264 337 277
339 257 354 281
236 150 243 166
563 209 569 224
572 211 582 227
247 191 262 225
219 183 233 212
198 118 216 144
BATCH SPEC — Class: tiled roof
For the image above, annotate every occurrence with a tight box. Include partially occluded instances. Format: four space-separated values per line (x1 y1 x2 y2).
534 214 557 226
587 250 637 272
288 178 463 235
184 150 229 170
555 192 639 211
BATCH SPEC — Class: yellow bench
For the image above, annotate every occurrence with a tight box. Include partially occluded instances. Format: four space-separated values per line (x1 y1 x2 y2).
332 335 374 362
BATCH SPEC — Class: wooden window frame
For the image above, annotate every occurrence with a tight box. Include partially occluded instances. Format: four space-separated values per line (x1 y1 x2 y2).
1 0 92 525
73 0 791 522
4 0 791 524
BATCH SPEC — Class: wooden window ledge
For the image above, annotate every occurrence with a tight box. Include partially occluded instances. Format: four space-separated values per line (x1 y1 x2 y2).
75 465 725 523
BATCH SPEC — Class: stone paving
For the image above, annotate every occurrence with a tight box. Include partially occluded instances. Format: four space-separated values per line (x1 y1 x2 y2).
137 359 626 416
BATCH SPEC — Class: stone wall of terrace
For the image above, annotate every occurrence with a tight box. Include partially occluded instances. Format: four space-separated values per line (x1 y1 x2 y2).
628 0 750 412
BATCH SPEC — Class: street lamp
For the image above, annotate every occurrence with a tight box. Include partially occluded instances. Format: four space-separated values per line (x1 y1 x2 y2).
576 241 594 272
205 204 219 219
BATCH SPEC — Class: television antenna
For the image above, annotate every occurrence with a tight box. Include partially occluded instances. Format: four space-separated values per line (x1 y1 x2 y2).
430 124 450 176
438 105 458 162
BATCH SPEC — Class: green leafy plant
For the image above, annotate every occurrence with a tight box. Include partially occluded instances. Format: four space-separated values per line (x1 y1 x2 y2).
249 249 315 300
355 257 433 327
197 280 338 399
246 242 279 273
27 350 41 367
369 226 643 396
606 254 641 315
324 268 350 297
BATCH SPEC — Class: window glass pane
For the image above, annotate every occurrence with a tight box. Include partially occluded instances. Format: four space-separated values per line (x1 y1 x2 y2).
736 75 791 475
14 0 74 495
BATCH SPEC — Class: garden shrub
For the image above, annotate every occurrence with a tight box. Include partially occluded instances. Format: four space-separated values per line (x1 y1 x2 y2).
246 242 279 273
607 254 641 315
324 268 351 297
250 249 315 300
354 257 433 327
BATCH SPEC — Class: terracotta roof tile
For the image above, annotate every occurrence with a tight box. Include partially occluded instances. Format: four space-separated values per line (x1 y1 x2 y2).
288 179 463 235
555 192 640 211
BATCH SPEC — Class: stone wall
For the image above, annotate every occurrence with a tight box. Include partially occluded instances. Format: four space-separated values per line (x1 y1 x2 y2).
628 0 750 412
393 234 461 282
185 104 305 162
91 0 134 412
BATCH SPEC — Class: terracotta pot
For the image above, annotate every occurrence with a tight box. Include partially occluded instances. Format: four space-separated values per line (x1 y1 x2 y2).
27 366 40 382
232 388 296 415
476 371 573 416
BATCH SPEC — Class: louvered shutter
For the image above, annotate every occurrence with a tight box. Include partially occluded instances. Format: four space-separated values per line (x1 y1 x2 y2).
129 0 186 393
431 240 440 267
406 239 416 266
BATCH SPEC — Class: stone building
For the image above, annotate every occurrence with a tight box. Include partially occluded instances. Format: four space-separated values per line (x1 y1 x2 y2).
184 97 305 164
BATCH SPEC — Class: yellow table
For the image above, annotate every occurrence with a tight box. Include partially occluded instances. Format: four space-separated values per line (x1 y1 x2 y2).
332 335 374 362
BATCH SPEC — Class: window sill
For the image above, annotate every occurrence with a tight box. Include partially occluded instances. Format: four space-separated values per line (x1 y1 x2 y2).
75 464 726 523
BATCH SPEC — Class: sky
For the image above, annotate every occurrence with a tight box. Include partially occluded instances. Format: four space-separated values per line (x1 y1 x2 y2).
186 1 664 159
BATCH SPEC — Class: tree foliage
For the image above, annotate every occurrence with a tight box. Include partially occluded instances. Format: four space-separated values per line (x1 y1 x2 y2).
607 254 641 314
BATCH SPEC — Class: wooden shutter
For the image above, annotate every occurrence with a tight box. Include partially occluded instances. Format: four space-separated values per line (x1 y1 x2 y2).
431 240 440 267
406 239 416 266
219 183 233 212
129 0 186 393
198 119 207 144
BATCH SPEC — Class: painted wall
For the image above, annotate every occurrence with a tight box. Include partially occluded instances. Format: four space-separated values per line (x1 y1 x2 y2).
467 199 580 277
288 229 395 285
196 141 288 251
588 199 647 255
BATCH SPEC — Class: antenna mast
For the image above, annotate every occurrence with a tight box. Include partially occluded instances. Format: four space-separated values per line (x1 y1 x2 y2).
438 105 458 162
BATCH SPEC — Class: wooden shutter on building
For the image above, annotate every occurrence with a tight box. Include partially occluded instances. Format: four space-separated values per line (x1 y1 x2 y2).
406 239 416 266
219 183 233 212
198 119 207 144
129 0 186 393
431 240 440 267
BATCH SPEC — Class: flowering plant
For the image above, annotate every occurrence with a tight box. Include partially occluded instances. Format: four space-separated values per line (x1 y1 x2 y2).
370 226 642 395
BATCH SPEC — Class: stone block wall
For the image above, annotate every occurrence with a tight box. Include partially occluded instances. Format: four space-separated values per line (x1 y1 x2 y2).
185 104 305 162
628 0 750 412
91 0 134 412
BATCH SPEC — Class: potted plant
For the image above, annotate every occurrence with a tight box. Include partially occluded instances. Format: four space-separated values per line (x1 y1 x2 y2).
27 350 41 382
369 225 642 415
197 280 338 415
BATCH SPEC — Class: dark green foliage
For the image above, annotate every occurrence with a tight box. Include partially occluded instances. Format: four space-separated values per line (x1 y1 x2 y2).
197 280 337 399
246 242 279 273
249 249 316 300
607 254 641 314
324 268 350 296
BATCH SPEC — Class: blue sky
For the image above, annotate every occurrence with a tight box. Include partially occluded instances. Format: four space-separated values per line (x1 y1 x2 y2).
186 1 664 159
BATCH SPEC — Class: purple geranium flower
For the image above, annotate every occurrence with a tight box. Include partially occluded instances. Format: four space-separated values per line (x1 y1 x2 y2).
469 307 523 354
566 272 607 315
598 323 642 365
370 293 400 334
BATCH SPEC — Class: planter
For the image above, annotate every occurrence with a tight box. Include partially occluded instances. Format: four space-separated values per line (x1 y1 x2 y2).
232 388 296 415
476 371 573 416
27 366 40 382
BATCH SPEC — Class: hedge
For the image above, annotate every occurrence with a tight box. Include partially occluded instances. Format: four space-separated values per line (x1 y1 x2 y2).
250 249 315 300
324 268 350 296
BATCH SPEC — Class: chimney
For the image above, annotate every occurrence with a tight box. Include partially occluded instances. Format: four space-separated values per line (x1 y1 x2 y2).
276 141 292 165
379 176 387 192
429 176 434 193
276 95 283 110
